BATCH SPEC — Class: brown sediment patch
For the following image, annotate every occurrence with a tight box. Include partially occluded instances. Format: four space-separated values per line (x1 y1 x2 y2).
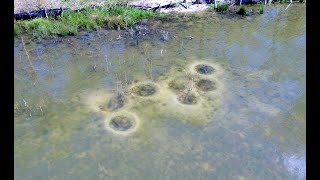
177 91 198 105
195 64 215 75
195 79 217 92
131 83 157 97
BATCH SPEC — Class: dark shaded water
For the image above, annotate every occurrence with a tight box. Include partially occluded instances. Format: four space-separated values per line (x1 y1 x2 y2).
14 3 305 180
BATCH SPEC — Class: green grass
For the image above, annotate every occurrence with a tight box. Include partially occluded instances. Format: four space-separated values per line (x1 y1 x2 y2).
14 6 160 38
208 4 215 12
237 5 246 16
14 22 21 36
216 3 229 12
259 5 264 14
209 3 229 12
20 18 56 37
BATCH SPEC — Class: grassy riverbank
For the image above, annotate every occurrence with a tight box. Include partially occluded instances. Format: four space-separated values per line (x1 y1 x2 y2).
14 6 160 38
14 1 301 39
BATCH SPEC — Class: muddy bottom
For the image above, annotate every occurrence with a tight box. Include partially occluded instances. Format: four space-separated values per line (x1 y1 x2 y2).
178 92 198 105
107 94 126 111
109 115 134 131
195 64 215 75
132 84 157 97
196 79 217 91
168 79 188 92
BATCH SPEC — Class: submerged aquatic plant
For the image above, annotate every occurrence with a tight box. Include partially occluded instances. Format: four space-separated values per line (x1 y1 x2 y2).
21 18 56 38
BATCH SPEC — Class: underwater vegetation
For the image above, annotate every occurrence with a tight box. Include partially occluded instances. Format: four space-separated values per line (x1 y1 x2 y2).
84 61 225 136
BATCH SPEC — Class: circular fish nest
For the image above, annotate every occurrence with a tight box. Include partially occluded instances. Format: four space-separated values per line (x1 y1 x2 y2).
132 83 157 97
196 79 217 91
195 64 215 75
105 111 140 135
177 92 198 105
109 115 135 131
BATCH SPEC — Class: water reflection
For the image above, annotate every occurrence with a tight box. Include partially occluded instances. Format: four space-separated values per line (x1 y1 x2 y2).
283 153 306 180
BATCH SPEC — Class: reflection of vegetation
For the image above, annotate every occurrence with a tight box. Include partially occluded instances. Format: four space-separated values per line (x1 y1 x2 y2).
254 95 306 151
14 101 44 117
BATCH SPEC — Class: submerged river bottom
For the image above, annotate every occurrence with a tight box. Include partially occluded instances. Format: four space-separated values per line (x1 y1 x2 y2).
14 3 306 180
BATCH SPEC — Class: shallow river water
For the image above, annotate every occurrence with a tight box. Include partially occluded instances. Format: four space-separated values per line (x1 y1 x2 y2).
14 3 306 180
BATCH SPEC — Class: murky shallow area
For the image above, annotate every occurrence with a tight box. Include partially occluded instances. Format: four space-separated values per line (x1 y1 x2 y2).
14 4 306 180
